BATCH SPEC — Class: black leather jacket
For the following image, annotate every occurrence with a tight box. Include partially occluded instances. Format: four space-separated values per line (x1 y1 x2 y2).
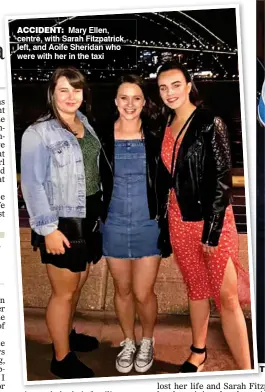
163 107 233 247
98 120 172 257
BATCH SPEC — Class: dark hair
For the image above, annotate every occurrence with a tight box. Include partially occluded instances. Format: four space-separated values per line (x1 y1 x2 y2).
38 66 93 132
114 74 158 122
157 61 201 123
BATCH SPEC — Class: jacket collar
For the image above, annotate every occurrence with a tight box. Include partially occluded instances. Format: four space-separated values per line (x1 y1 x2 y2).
48 110 99 141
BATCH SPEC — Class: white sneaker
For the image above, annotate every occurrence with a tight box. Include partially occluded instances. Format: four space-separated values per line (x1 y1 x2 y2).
134 337 154 373
116 338 136 373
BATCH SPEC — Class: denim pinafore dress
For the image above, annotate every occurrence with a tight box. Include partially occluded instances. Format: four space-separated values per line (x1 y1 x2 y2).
102 139 160 258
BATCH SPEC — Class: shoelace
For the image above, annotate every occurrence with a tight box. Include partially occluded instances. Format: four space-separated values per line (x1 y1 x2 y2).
118 339 136 361
137 339 153 360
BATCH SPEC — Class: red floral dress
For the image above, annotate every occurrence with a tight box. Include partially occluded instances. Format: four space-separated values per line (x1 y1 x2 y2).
161 126 250 311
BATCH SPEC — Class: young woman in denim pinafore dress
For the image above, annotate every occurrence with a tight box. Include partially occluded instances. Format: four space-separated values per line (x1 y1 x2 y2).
99 75 171 374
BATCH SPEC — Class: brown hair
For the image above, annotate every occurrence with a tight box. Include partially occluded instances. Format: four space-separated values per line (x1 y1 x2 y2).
115 74 158 122
157 61 202 124
39 66 92 132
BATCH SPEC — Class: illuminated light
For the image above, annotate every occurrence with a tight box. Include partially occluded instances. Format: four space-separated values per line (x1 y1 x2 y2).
193 70 213 79
149 73 157 78
155 12 206 47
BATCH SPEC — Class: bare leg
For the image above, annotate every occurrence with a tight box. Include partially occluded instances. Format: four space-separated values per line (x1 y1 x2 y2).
173 244 210 367
107 257 135 340
132 256 161 338
185 298 210 366
220 258 251 369
46 264 80 360
70 264 90 332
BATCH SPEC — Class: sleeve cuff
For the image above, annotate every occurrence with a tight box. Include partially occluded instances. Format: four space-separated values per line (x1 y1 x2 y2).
29 214 58 236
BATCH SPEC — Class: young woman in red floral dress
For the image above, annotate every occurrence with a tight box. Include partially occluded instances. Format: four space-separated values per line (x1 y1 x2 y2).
157 61 251 372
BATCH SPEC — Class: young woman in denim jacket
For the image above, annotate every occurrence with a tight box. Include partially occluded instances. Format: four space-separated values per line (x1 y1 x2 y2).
99 75 171 374
21 67 101 379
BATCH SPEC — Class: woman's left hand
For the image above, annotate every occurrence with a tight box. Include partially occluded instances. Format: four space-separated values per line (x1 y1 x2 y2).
202 243 218 255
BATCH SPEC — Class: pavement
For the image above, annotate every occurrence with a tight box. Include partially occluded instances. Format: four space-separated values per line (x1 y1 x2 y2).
24 308 254 381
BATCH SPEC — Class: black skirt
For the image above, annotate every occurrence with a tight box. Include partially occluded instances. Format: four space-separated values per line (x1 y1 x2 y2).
32 191 102 273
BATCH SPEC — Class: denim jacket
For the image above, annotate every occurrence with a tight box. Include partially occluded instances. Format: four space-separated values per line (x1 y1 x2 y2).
21 111 100 236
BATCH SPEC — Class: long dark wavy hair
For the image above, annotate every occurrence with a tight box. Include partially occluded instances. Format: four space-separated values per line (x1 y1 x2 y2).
157 61 202 125
114 74 158 123
37 66 93 133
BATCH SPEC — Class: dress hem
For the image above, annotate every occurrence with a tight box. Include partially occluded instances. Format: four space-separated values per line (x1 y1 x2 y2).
103 253 161 259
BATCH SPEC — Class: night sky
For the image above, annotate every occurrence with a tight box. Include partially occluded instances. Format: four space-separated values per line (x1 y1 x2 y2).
185 8 237 46
9 7 238 79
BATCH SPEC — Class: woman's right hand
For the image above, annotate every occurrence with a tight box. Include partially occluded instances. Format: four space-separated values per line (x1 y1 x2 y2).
45 230 71 255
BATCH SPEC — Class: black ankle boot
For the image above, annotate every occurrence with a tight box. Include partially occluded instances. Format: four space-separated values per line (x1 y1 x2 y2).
69 329 99 352
179 345 207 373
50 351 95 379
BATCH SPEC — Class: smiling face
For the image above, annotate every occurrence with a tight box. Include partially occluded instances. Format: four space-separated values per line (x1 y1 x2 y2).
53 76 83 117
158 69 192 110
115 82 145 121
